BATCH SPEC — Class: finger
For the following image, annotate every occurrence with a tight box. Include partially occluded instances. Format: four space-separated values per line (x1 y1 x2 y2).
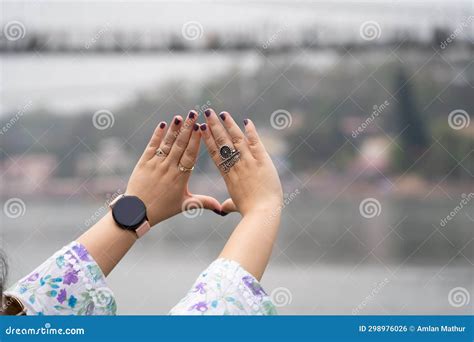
140 121 167 162
218 111 249 155
243 119 266 159
204 108 233 149
157 115 183 157
168 111 199 164
200 123 221 166
178 122 201 170
189 194 222 212
221 198 238 215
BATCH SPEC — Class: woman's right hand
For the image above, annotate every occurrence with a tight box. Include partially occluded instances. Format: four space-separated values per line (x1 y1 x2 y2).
200 109 283 217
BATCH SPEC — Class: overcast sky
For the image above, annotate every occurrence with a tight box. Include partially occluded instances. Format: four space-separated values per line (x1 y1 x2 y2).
2 0 472 32
1 0 472 116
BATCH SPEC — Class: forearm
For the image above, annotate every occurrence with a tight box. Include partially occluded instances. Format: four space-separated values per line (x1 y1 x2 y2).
76 211 137 276
219 207 281 281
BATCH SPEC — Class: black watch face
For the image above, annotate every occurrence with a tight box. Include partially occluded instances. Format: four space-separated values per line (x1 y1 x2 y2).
112 196 147 230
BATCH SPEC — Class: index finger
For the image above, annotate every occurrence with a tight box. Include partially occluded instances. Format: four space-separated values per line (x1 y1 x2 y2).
243 119 267 160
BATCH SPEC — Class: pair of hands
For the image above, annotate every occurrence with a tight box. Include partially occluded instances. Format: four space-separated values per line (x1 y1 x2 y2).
126 109 283 227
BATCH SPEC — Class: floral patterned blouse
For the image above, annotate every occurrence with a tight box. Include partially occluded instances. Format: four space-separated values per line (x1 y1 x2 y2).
6 242 276 315
5 242 117 315
170 258 276 315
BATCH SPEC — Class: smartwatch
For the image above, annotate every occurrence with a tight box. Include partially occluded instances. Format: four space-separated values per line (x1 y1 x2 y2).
108 195 151 238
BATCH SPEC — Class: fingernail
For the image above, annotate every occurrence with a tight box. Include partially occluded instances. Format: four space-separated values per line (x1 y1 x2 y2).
188 111 196 119
213 209 221 215
174 117 181 125
200 123 207 131
193 123 199 131
204 109 211 117
243 119 249 126
219 113 226 121
159 122 166 129
220 211 228 216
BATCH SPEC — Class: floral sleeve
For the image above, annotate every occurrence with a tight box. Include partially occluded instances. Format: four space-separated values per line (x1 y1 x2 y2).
5 241 116 315
169 258 277 315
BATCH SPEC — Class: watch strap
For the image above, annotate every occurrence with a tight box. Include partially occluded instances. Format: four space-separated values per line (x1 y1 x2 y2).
135 220 151 238
108 194 125 208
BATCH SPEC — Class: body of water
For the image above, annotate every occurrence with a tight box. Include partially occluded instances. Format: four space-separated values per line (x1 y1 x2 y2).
2 194 472 314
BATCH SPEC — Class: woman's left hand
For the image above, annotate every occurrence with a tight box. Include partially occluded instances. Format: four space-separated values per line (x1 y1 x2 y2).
125 111 222 226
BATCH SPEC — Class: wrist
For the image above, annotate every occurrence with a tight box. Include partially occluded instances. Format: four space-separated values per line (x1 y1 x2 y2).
242 201 283 219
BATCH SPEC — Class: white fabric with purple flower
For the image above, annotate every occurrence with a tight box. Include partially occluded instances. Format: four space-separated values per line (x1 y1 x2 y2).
6 243 275 315
5 242 116 315
169 258 277 315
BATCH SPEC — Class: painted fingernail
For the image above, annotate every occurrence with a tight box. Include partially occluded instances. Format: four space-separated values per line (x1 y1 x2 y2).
213 209 221 215
204 109 211 117
159 122 166 129
200 123 207 131
219 113 226 121
243 119 249 126
188 111 196 119
193 123 199 131
174 117 181 125
220 211 228 216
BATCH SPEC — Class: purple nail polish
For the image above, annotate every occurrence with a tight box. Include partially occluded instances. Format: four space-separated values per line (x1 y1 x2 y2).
159 122 166 129
204 109 211 117
213 209 221 215
243 119 249 126
193 123 199 131
219 113 226 121
188 111 196 119
220 211 228 216
174 118 181 125
200 124 207 131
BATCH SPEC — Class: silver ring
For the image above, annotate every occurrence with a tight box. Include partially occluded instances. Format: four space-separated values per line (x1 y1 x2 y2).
218 145 240 173
178 163 194 172
155 148 168 158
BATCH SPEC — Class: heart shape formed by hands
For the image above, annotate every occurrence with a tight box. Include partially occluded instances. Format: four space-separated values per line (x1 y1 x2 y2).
125 108 283 227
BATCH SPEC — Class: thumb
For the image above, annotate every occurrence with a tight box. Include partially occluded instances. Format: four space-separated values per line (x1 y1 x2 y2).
221 198 238 216
188 194 222 213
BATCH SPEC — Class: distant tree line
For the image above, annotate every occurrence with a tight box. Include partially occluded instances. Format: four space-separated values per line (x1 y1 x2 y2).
0 46 472 181
1 26 472 54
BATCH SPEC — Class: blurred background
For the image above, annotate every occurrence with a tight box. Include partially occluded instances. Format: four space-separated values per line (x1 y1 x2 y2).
0 0 473 315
